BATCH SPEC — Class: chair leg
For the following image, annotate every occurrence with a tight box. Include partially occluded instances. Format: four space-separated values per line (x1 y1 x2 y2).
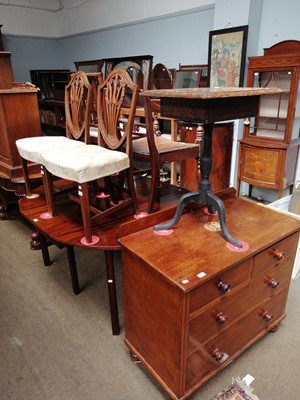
79 183 93 243
236 178 241 198
104 250 120 335
147 161 160 214
126 167 139 215
42 166 56 217
104 176 118 204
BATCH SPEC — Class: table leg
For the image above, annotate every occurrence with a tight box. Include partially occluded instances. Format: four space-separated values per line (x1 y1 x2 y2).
104 250 120 335
66 246 80 295
154 123 242 248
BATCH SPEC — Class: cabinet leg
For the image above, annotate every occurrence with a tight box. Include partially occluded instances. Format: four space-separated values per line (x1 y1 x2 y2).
130 351 140 363
270 323 281 332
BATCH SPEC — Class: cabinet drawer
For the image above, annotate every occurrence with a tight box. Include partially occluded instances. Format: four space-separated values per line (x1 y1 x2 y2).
186 287 288 390
189 259 250 313
188 253 294 353
252 232 299 277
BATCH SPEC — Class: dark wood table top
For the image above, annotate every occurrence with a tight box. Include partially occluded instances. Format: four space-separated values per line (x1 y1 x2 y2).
140 87 283 99
140 87 283 124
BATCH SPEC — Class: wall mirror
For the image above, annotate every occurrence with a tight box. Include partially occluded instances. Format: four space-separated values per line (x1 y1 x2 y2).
74 59 104 73
173 69 202 89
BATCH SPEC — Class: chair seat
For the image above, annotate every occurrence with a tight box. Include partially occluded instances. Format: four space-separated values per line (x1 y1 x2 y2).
16 136 84 164
132 135 200 157
41 144 130 184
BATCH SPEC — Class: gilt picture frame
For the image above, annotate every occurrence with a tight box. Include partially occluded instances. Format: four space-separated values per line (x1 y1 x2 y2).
208 25 248 87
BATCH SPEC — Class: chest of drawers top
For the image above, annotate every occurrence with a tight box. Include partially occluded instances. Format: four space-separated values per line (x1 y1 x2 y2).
119 197 300 292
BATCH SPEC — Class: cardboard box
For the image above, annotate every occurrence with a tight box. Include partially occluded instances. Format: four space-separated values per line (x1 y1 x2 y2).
289 181 300 215
267 195 300 280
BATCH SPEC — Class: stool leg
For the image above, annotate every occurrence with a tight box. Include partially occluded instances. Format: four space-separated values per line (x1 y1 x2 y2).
79 183 93 243
20 157 34 198
104 250 120 335
42 167 56 217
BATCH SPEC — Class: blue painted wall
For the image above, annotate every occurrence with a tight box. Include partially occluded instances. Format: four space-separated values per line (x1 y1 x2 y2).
4 8 214 82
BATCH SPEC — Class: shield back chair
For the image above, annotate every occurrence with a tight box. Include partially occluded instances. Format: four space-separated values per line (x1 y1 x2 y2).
84 72 103 141
40 68 140 245
16 70 94 199
132 95 201 214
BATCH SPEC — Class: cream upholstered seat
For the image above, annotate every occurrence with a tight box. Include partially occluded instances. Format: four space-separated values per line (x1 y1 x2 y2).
41 144 129 184
16 70 93 198
17 136 83 165
40 68 140 245
16 136 85 199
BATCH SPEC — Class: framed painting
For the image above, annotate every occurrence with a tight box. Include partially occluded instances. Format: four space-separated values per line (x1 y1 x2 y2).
208 25 248 87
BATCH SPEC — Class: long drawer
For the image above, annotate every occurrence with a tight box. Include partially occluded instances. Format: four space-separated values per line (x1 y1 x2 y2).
186 287 288 390
188 252 295 352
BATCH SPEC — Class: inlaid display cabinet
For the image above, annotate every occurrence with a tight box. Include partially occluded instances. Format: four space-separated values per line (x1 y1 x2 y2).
237 40 300 198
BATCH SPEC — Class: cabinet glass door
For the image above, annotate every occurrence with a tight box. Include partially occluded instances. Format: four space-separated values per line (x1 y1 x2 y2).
291 76 300 141
248 70 291 141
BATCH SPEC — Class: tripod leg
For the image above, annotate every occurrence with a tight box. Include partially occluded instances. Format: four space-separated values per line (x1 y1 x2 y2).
154 191 201 231
206 192 242 248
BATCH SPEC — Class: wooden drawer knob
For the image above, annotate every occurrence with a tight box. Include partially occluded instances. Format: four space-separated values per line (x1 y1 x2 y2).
217 280 231 293
261 310 273 322
273 249 284 260
211 348 224 362
267 277 280 289
215 312 229 325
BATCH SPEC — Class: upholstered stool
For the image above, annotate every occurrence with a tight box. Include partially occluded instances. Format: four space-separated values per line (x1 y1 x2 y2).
38 68 140 245
16 70 93 199
16 136 85 198
40 143 130 244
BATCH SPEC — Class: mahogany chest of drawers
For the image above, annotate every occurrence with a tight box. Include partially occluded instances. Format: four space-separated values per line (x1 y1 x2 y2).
119 196 300 400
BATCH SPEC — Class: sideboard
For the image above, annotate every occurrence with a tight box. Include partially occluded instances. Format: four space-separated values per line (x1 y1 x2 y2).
0 85 41 214
119 195 300 399
0 51 14 89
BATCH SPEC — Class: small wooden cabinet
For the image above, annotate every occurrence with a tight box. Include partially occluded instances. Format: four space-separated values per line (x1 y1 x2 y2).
237 40 300 198
119 196 300 400
0 86 41 196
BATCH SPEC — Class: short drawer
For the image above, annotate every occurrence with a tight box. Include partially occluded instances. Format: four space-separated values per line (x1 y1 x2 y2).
189 259 250 314
252 232 299 277
186 287 288 390
188 253 294 353
188 287 249 353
